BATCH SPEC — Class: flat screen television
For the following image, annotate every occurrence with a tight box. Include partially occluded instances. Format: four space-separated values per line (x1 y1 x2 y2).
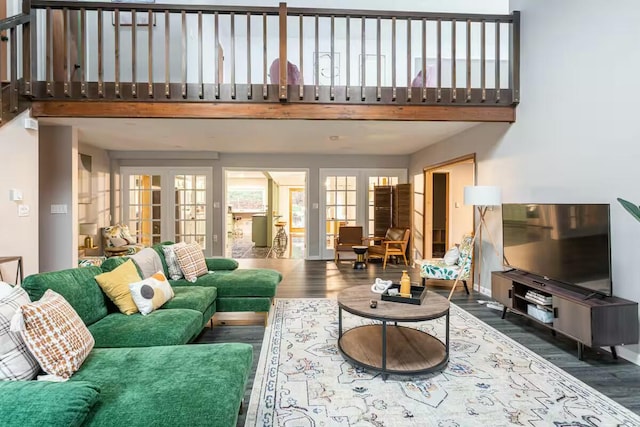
502 203 612 296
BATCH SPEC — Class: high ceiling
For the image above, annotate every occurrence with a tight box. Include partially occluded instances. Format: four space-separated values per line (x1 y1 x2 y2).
39 117 478 155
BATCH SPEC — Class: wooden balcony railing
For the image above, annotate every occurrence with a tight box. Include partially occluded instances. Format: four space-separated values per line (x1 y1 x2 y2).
6 1 520 121
0 11 31 126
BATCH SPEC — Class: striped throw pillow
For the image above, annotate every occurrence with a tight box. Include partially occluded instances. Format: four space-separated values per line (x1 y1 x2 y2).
0 286 39 380
174 243 208 282
15 290 94 379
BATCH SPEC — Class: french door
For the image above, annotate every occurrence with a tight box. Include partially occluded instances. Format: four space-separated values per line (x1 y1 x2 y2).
319 168 406 260
121 167 213 255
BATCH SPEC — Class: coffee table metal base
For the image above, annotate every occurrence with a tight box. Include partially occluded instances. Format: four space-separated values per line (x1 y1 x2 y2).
338 308 449 380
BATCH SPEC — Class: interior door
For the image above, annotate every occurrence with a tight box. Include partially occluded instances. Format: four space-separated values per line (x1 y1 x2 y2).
289 188 305 233
122 168 213 255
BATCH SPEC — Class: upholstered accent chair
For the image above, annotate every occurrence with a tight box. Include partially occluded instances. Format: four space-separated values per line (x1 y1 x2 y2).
102 224 145 257
365 227 411 269
334 226 364 263
419 233 474 299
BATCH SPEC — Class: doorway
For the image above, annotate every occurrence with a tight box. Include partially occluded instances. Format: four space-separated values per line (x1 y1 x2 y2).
423 155 475 260
224 169 307 259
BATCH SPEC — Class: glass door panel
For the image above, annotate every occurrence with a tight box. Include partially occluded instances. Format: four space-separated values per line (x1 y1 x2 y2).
127 174 162 247
324 174 357 251
289 188 305 233
174 173 208 249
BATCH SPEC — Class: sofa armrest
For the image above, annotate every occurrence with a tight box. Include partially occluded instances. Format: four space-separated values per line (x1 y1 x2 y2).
205 257 239 271
0 380 100 427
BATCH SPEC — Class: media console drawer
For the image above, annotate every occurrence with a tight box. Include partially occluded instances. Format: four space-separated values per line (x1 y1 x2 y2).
491 270 639 360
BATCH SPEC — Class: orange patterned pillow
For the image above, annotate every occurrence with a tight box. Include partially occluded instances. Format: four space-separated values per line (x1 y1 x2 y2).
15 290 94 379
174 243 208 282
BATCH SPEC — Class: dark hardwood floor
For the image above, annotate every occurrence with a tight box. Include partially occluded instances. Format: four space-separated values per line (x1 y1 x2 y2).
194 258 640 425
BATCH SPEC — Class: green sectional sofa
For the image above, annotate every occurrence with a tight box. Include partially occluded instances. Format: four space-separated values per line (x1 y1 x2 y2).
101 242 283 321
0 343 253 427
21 266 216 347
0 251 279 427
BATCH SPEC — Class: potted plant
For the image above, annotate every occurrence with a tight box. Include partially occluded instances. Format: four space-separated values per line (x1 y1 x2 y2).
617 198 640 222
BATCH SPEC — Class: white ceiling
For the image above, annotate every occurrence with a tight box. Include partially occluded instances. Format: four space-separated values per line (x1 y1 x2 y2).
39 117 478 155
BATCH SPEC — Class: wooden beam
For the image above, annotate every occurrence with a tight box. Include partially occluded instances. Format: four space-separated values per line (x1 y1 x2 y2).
30 102 515 122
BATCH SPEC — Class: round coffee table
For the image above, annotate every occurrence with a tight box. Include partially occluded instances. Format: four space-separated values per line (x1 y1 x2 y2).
337 285 449 379
352 245 368 269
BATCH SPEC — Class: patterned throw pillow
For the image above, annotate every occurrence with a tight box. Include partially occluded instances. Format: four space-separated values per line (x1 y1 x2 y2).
174 243 208 283
94 259 141 315
129 271 175 315
162 242 187 280
13 290 94 379
0 286 40 380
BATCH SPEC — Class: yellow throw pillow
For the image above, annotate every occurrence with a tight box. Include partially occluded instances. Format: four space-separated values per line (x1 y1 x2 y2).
95 259 141 315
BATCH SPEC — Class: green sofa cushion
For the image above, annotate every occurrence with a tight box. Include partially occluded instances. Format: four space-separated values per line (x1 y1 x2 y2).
88 309 202 348
0 380 100 427
72 344 253 427
171 268 282 298
164 287 217 328
164 286 217 313
205 257 239 271
22 267 108 326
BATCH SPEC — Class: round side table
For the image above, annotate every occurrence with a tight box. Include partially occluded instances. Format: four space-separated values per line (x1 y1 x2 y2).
352 245 368 269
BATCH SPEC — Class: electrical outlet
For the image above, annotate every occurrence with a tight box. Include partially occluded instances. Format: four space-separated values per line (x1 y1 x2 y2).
51 204 68 214
213 234 218 242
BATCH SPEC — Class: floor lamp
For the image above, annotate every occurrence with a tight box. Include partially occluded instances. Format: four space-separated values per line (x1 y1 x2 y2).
447 186 501 300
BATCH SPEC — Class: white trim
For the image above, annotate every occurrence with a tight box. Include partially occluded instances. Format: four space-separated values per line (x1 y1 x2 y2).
222 167 309 260
120 166 213 255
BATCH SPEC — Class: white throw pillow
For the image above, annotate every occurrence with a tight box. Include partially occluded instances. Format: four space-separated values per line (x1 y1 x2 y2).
130 248 164 279
162 242 187 280
129 271 175 315
0 286 40 380
443 246 460 266
0 281 14 299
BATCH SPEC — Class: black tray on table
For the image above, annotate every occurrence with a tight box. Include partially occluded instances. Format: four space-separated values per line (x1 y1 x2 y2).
381 283 427 305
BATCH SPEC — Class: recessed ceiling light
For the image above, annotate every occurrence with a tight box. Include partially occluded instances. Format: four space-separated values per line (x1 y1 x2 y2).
329 135 340 141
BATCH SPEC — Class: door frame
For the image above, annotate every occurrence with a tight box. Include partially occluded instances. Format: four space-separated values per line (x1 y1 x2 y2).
423 154 476 260
120 166 214 255
222 167 309 259
319 168 407 260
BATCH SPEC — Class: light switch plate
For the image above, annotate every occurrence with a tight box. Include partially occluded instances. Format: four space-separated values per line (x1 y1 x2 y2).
51 204 68 214
18 204 30 217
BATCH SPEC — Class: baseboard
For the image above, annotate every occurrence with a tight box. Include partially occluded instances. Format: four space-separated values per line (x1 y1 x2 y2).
477 284 492 297
307 255 321 260
609 345 640 366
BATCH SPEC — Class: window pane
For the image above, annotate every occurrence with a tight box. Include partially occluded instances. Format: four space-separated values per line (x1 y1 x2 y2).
336 192 346 205
326 192 335 205
347 206 356 220
336 206 346 220
336 177 346 190
326 207 335 219
347 176 357 189
326 176 336 190
347 191 356 205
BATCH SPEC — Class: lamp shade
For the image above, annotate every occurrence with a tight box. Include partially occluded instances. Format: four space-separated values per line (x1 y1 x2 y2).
79 223 98 236
463 186 501 206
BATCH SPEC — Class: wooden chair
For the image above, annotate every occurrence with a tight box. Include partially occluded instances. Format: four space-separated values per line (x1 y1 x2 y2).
334 226 364 263
365 228 411 269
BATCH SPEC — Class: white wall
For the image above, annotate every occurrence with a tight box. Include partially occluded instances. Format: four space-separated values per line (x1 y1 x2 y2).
114 152 409 258
443 162 474 247
39 125 78 272
0 111 39 278
78 143 111 252
411 0 640 363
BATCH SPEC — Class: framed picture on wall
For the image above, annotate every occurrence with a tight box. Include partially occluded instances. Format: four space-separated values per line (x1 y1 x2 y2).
112 0 156 26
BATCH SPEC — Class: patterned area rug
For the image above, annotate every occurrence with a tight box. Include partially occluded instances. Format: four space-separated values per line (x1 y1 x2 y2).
245 298 640 426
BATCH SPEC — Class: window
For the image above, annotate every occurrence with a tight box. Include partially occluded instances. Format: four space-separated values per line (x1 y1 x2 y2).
228 187 266 212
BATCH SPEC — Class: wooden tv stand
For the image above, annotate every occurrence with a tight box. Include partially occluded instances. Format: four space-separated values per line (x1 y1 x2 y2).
492 270 638 360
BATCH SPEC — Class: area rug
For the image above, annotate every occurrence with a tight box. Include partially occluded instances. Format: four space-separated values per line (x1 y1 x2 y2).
245 298 640 426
